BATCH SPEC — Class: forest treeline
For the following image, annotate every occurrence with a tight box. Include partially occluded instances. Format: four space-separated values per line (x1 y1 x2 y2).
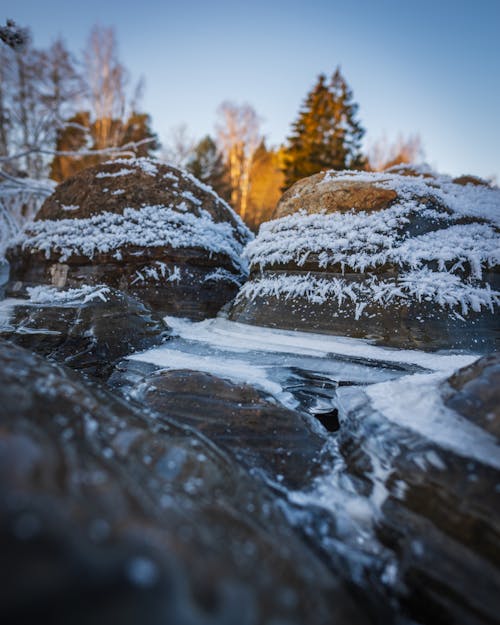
0 21 423 230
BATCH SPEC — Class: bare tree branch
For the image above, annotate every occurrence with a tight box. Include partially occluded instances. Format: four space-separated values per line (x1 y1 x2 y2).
0 137 156 163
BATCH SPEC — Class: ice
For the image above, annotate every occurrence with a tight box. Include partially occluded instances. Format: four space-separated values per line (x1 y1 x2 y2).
127 316 477 417
366 371 500 469
163 315 476 371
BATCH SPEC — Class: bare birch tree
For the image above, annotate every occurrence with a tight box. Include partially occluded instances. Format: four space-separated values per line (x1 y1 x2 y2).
216 102 262 220
367 133 424 171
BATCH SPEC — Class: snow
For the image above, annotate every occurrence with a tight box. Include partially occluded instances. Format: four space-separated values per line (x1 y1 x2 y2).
26 285 111 305
103 157 158 177
95 168 135 178
237 270 499 316
105 157 250 239
319 168 500 225
130 263 182 285
203 268 243 285
14 157 253 274
366 371 500 470
19 205 249 273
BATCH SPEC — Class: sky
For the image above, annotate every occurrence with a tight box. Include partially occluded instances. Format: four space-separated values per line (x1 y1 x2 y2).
4 0 500 181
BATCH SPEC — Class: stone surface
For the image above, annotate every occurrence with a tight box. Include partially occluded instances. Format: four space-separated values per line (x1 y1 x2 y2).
109 364 330 490
230 168 500 351
331 379 500 625
0 340 368 625
275 172 398 219
0 286 168 379
444 352 500 438
6 158 252 319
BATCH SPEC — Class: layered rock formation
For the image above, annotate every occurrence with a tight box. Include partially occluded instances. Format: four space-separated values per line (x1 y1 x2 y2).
6 158 252 319
230 167 500 351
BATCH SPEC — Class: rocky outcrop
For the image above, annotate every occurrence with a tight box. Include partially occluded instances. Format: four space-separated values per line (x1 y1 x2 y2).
0 340 368 625
229 168 500 351
6 158 253 319
0 285 168 378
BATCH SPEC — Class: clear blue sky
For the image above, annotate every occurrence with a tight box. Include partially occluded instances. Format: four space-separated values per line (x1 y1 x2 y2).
5 0 500 180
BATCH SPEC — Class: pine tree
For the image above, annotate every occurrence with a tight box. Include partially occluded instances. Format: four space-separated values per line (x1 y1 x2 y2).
282 68 365 188
186 135 231 202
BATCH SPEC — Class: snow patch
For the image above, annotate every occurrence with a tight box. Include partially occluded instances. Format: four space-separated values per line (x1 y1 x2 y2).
26 285 111 305
96 168 134 179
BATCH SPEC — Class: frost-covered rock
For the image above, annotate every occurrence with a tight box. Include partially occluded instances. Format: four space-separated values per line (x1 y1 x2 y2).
230 168 500 351
6 158 253 319
0 285 168 378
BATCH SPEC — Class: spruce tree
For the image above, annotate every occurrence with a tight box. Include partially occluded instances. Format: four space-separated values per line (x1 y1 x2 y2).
186 135 231 202
282 68 365 188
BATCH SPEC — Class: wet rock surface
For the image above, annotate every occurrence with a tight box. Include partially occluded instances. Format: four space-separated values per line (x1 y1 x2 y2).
230 168 500 351
6 158 252 319
0 286 168 378
0 340 368 625
109 364 331 491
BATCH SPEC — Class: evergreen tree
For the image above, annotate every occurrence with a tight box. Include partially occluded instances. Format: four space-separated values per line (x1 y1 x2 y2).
282 68 365 188
186 135 231 202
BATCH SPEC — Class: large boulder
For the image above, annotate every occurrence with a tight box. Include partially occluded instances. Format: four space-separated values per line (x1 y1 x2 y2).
6 158 253 319
0 340 368 625
0 285 168 379
229 167 500 351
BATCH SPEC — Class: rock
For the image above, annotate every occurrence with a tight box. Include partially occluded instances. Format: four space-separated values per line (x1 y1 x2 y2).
6 158 253 319
229 168 500 351
452 175 491 187
0 340 368 625
330 372 500 625
443 352 500 438
109 364 330 490
275 172 398 218
0 285 168 379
